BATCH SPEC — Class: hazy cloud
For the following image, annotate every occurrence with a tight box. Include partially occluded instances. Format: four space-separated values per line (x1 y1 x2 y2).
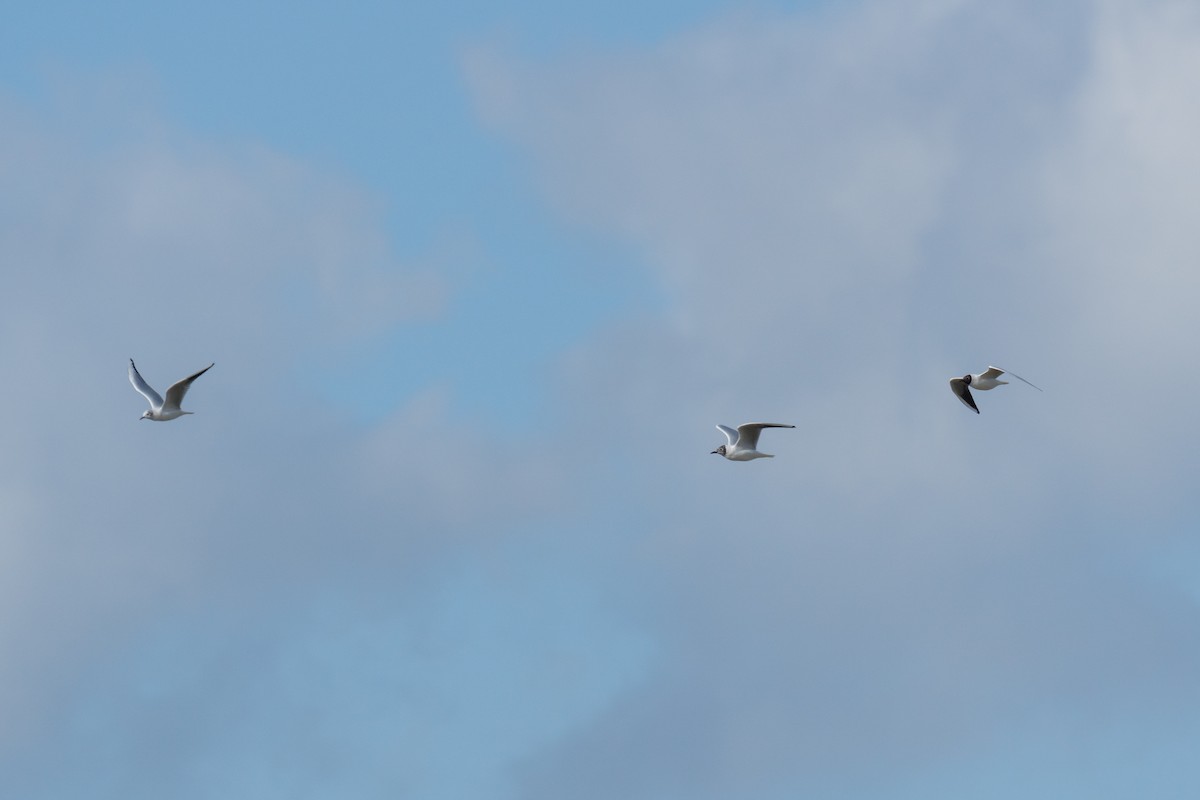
6 1 1200 797
469 1 1200 796
0 82 589 799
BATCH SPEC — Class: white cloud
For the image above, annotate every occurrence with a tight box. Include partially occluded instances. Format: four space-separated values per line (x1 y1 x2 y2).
468 1 1200 796
0 79 571 792
8 1 1200 796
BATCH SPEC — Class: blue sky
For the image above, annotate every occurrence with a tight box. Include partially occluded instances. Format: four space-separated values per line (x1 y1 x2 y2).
5 1 1200 798
4 0 750 424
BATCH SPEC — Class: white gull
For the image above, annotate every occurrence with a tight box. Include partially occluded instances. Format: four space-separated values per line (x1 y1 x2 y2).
711 423 795 461
129 359 214 421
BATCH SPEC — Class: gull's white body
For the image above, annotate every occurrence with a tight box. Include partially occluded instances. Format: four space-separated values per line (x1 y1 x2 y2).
712 423 794 461
949 365 1041 414
129 359 214 421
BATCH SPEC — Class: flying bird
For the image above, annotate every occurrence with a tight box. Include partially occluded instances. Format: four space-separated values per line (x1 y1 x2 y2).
129 359 214 421
711 423 795 461
949 366 1041 414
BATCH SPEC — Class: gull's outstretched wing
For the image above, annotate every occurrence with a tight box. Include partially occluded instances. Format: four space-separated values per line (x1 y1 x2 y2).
129 359 163 410
989 366 1042 392
162 363 214 412
716 425 740 447
950 377 979 413
980 366 1006 381
735 422 795 450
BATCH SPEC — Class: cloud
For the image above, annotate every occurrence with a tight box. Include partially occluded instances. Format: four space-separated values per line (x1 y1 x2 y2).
8 1 1200 797
0 78 595 798
468 1 1200 796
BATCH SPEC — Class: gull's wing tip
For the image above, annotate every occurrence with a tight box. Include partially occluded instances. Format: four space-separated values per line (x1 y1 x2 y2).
996 366 1043 391
949 377 980 413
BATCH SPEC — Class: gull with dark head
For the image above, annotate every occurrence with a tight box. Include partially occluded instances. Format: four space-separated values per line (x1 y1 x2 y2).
949 365 1041 414
129 359 214 421
711 422 795 461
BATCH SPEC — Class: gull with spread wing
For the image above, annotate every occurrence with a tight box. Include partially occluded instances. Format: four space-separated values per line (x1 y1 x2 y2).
711 422 795 461
129 359 214 421
949 365 1041 414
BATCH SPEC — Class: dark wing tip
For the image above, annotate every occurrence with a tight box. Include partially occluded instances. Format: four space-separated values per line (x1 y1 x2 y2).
950 378 980 413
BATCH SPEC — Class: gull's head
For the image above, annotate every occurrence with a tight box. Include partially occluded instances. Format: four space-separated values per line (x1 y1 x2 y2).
711 445 726 456
139 410 152 421
962 373 973 384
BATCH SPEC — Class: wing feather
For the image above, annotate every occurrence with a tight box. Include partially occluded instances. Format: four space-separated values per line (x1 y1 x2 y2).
128 359 163 410
716 425 739 447
162 363 214 412
989 366 1042 391
949 378 979 413
735 422 795 450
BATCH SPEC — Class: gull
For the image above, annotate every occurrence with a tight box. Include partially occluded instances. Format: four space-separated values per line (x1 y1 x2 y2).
129 359 214 421
949 366 1041 414
711 423 795 461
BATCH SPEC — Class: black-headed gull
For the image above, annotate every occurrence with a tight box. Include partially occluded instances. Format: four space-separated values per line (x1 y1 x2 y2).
949 366 1041 414
129 359 214 421
711 423 795 461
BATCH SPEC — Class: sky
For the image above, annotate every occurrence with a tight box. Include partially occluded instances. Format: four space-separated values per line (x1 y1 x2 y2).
3 0 1200 797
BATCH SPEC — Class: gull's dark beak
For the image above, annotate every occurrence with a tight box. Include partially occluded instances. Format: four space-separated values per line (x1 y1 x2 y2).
710 449 719 455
